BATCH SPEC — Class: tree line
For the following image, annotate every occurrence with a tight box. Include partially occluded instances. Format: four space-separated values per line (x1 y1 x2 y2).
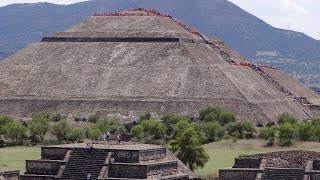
0 106 257 171
259 113 320 146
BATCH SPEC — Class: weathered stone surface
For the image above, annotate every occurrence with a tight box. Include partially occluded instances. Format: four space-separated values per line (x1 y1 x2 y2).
220 151 320 180
0 168 20 180
22 142 197 179
0 8 319 124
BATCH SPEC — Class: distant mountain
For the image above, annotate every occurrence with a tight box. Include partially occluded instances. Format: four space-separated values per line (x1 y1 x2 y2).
0 0 320 62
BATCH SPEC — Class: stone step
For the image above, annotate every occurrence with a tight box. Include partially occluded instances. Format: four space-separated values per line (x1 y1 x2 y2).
25 159 66 175
108 160 178 179
261 168 304 180
20 174 56 180
61 148 109 180
106 174 189 180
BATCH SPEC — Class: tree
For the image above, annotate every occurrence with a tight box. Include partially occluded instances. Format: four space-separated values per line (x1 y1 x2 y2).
130 125 144 142
172 120 191 140
225 120 256 139
199 106 222 122
193 122 224 144
95 118 126 135
278 122 297 146
298 122 312 141
140 119 166 140
170 127 209 171
238 120 256 138
86 127 101 140
278 113 298 125
205 122 224 142
218 111 236 125
28 112 51 141
231 131 240 143
52 120 70 142
259 126 277 146
69 127 86 143
0 115 14 135
161 113 188 136
3 120 27 145
311 119 320 142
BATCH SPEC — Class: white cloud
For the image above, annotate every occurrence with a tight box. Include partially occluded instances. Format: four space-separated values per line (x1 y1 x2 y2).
279 0 307 15
229 0 320 39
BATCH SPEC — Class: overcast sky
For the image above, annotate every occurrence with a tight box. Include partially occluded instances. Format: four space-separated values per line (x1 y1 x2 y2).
0 0 319 39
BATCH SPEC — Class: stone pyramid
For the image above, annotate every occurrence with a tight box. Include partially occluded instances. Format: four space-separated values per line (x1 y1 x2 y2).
0 8 319 125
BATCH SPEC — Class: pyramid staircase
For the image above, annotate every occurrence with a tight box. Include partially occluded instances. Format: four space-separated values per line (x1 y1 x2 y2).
21 144 194 180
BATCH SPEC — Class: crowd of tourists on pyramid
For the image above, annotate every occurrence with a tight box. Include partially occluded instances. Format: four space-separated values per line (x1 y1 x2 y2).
94 8 172 18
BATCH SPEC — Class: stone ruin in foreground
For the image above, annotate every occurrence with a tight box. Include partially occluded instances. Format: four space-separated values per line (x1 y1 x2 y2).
220 151 320 180
20 143 198 180
0 167 19 180
0 8 319 126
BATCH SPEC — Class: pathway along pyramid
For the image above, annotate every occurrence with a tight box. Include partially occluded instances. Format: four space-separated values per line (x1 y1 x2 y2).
0 8 319 125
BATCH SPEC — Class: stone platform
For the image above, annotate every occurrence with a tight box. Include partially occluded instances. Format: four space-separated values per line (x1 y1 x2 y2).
20 143 197 180
219 151 320 180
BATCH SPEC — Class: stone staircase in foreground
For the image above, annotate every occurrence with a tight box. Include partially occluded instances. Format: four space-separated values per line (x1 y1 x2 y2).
20 143 194 180
261 167 305 180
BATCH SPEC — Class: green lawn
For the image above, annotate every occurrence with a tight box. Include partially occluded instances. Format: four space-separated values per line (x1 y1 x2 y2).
0 146 41 173
196 139 320 177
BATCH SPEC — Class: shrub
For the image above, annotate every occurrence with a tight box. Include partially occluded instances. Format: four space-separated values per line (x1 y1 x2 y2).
87 127 101 140
130 125 144 142
2 120 27 145
298 122 313 141
28 112 51 142
278 113 298 125
278 122 297 146
52 120 70 143
51 113 64 122
139 112 151 122
0 115 14 135
88 114 100 123
199 106 222 122
140 119 166 140
259 126 277 146
161 113 188 136
69 127 86 143
218 112 236 125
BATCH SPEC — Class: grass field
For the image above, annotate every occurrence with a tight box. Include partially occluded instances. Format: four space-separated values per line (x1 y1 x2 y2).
195 139 320 177
2 139 320 177
0 146 41 173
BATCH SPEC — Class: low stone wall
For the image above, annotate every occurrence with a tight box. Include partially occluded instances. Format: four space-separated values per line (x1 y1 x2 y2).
147 160 177 176
0 98 268 125
242 151 320 168
0 170 20 180
139 148 166 161
219 168 261 180
41 147 69 160
26 160 62 175
313 160 320 170
114 150 140 163
310 170 320 180
233 158 261 168
109 163 148 179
